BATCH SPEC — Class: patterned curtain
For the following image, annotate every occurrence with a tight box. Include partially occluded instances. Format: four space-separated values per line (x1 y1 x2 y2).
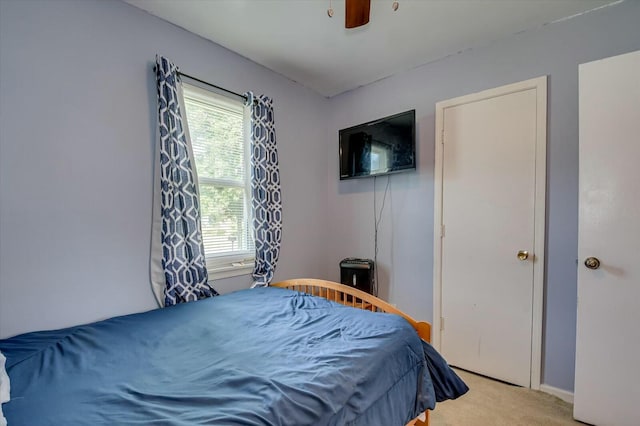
150 56 218 307
245 92 283 287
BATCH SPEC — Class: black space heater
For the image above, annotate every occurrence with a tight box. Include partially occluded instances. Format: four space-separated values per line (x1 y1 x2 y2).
340 258 375 296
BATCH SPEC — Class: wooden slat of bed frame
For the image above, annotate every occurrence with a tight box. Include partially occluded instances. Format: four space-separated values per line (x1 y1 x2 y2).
270 278 431 426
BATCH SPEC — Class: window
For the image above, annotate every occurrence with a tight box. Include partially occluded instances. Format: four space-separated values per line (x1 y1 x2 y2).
182 83 254 278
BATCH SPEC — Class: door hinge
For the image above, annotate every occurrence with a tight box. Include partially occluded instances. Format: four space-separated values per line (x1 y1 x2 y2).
440 317 445 331
441 224 446 238
441 129 445 145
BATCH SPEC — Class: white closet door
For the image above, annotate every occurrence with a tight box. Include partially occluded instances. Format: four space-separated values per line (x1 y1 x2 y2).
436 77 546 388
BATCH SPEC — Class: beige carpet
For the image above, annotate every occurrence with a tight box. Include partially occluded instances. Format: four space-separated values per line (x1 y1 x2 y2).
431 369 584 426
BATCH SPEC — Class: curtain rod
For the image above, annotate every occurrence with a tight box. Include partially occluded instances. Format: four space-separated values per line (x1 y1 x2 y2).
154 66 252 103
179 71 250 103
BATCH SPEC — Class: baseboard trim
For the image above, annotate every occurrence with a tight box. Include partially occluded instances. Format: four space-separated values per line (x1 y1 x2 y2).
540 384 574 404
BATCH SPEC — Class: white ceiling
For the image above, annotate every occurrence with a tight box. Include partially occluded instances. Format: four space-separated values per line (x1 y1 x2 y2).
125 0 618 97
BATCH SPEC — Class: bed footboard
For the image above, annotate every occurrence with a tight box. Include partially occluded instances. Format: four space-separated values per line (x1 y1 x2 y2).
270 278 431 426
271 278 431 342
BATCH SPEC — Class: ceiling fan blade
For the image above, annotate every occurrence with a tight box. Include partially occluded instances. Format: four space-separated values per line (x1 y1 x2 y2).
345 0 371 29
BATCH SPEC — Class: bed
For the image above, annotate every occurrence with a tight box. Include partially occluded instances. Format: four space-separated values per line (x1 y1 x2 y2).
0 278 467 425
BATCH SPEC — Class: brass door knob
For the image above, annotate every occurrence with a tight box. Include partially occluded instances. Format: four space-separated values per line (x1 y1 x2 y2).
517 250 529 261
584 257 601 270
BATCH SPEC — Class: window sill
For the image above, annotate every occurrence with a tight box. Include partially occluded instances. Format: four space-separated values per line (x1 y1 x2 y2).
208 261 254 280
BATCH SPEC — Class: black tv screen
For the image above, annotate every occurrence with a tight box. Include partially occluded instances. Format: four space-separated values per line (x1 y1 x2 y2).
339 110 416 180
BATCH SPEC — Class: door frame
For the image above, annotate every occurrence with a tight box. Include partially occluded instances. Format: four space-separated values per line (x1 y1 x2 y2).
432 76 547 389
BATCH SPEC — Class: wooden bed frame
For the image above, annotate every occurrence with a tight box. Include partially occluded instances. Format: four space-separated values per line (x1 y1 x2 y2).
271 278 431 426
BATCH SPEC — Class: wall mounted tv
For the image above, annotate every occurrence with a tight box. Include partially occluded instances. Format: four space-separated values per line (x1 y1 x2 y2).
339 110 416 180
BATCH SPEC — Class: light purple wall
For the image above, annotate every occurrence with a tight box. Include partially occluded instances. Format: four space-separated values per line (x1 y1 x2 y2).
0 0 328 338
326 1 640 392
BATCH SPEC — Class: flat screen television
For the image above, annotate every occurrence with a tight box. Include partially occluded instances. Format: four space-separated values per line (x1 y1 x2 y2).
339 110 416 180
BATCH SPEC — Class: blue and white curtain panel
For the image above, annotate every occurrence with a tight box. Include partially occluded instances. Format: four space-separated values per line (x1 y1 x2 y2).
245 92 282 287
150 55 217 307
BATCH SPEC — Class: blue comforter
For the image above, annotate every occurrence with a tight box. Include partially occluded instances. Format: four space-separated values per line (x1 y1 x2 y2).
0 288 466 425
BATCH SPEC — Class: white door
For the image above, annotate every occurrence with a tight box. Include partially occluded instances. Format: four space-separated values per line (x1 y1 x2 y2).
574 50 640 426
434 77 547 388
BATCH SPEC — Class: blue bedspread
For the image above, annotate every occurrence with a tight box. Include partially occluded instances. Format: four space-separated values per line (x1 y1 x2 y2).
0 288 466 425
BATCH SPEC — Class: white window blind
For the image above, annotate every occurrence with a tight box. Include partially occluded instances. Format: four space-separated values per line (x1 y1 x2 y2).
182 83 254 277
